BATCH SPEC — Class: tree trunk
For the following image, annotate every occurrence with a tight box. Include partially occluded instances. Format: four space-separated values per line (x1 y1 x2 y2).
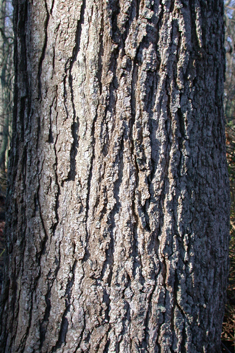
0 0 230 352
0 0 13 177
0 0 6 170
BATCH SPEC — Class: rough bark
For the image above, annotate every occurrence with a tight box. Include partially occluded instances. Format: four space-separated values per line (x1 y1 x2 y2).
0 0 230 352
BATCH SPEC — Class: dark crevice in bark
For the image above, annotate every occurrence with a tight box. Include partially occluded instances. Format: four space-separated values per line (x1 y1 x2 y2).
154 3 164 60
110 0 120 44
19 97 25 142
105 130 124 243
62 74 69 117
99 185 108 221
50 0 55 14
10 148 27 341
103 337 110 353
53 134 60 233
48 96 57 144
177 105 186 180
36 190 54 347
100 114 109 158
67 0 86 181
97 4 104 96
175 22 181 73
166 81 173 127
130 61 143 278
101 84 116 157
142 286 155 350
70 0 86 59
190 2 202 56
149 34 163 187
39 290 51 349
100 224 114 284
67 120 79 181
119 0 139 43
101 133 124 344
37 191 49 257
95 331 106 353
136 0 140 20
169 0 175 13
76 316 90 353
143 71 157 119
52 317 69 352
52 46 55 73
53 258 77 350
141 69 157 230
101 45 119 158
174 263 187 351
131 193 141 278
179 311 187 353
38 0 49 99
48 118 53 143
103 286 111 322
83 112 97 262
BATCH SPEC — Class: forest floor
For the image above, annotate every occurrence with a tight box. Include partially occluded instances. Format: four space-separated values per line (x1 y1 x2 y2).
222 126 235 352
221 230 235 352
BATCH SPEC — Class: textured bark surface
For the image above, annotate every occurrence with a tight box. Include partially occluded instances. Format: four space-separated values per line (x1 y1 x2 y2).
0 0 230 352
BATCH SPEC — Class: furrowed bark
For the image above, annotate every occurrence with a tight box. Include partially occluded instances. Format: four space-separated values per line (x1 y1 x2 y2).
0 0 230 352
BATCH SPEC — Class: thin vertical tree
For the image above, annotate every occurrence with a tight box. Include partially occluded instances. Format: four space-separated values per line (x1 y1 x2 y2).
0 0 7 174
0 0 230 352
0 0 13 189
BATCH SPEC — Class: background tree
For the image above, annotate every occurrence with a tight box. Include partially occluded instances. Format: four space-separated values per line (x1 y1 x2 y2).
0 0 13 309
0 0 230 352
222 1 235 350
0 0 13 193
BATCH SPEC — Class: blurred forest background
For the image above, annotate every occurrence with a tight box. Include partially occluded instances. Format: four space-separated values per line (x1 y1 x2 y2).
222 1 235 351
0 0 234 351
0 0 13 300
0 0 13 196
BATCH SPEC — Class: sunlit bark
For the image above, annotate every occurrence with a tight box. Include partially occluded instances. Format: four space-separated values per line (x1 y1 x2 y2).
0 0 230 352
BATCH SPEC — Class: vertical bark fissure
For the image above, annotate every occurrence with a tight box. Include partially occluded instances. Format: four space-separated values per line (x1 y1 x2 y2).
49 0 55 14
97 1 104 96
52 258 78 351
39 289 51 349
52 134 59 233
84 111 97 261
103 338 110 353
67 0 86 181
101 45 119 158
143 283 155 349
72 292 87 352
103 132 125 339
38 0 49 99
130 62 141 277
